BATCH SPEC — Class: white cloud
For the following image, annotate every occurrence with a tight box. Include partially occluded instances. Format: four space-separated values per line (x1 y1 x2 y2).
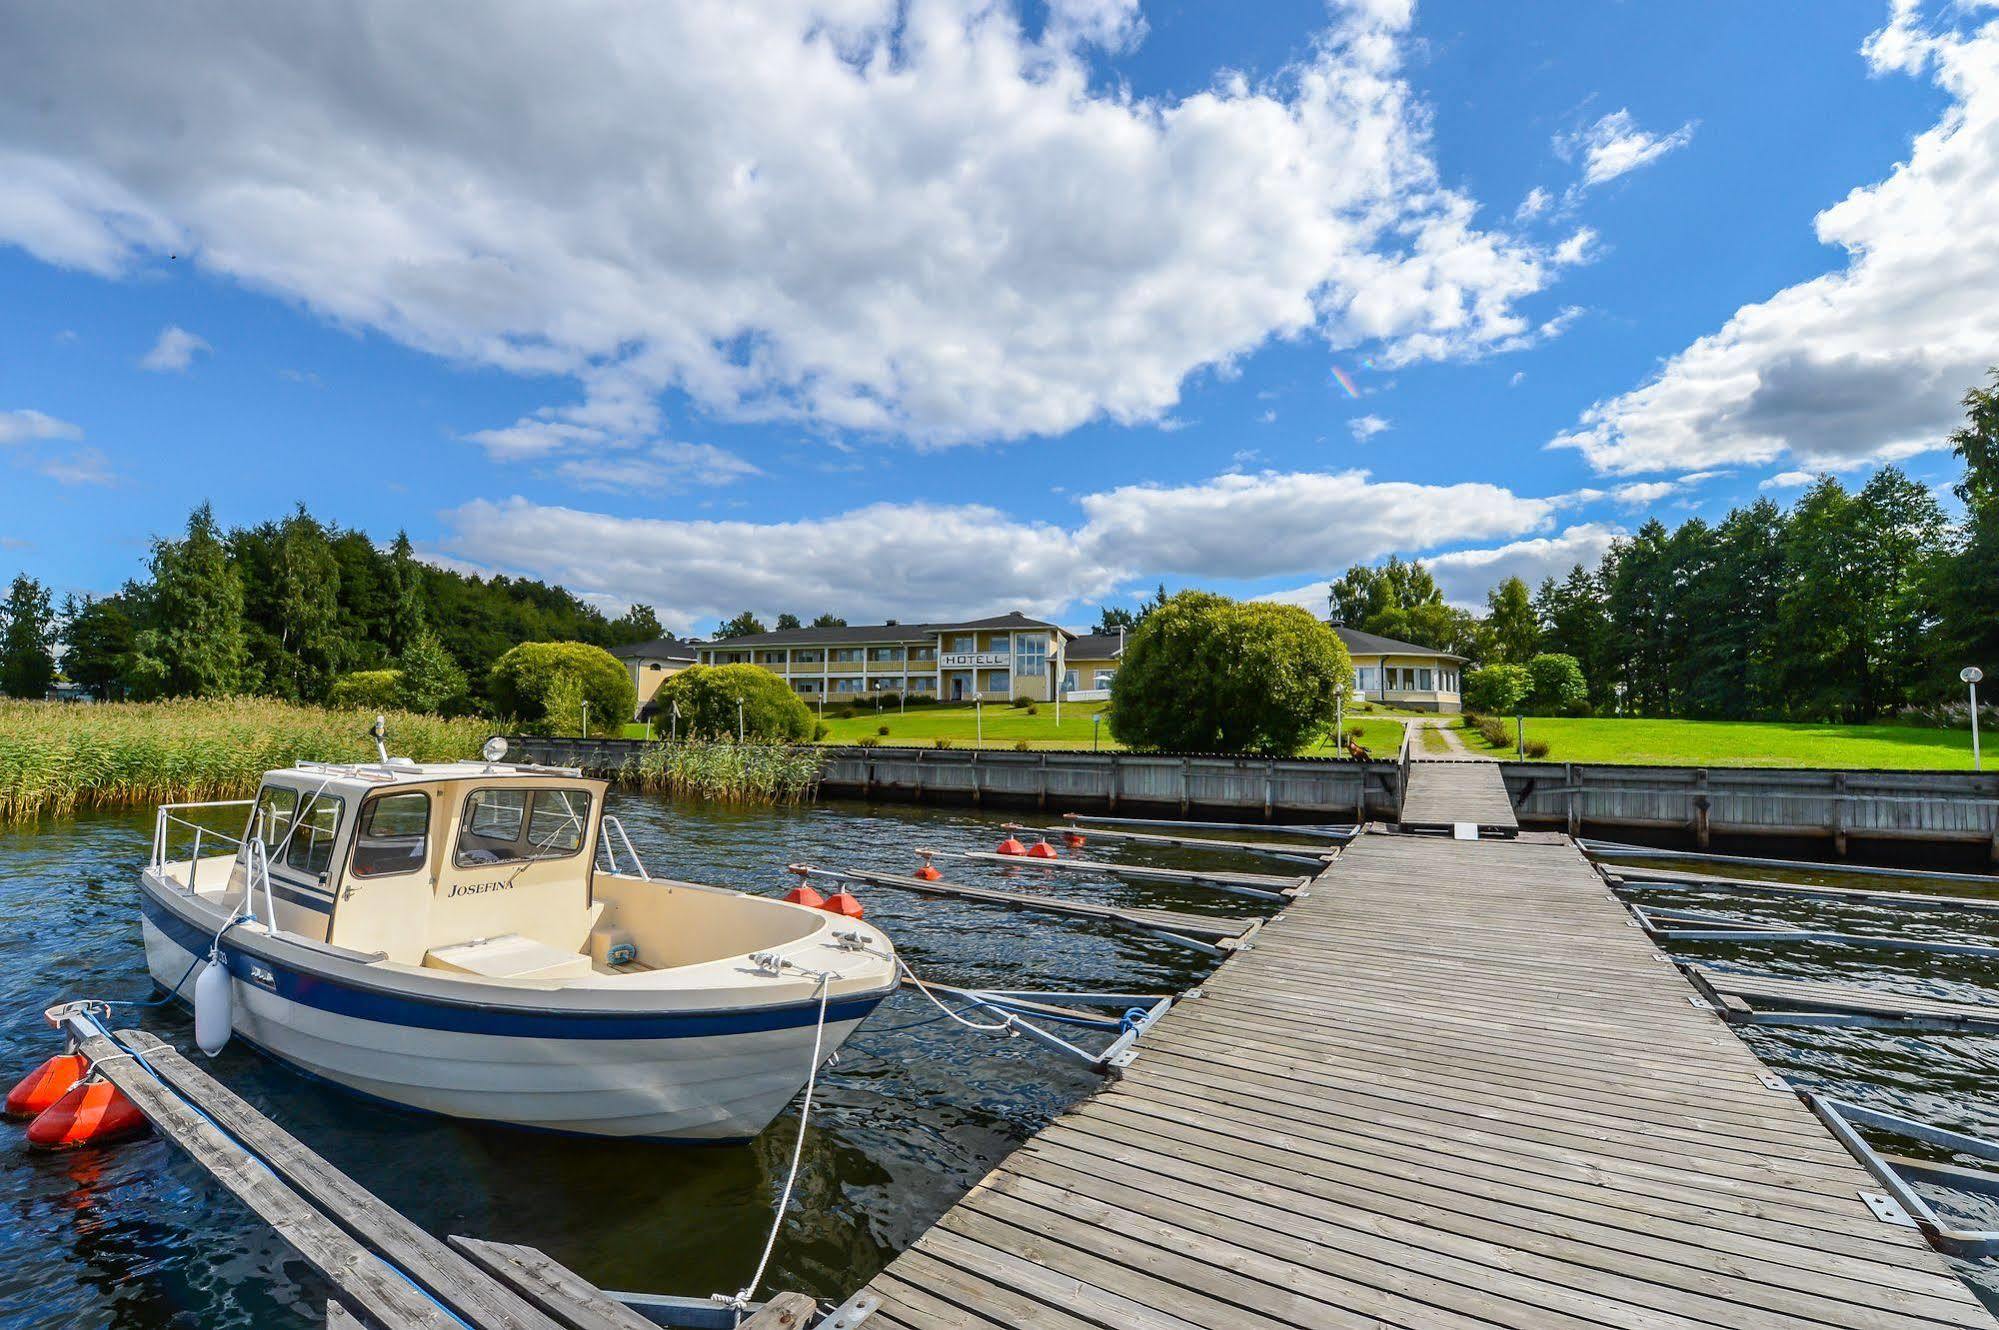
1515 186 1552 221
1555 10 1999 475
1760 469 1818 490
554 442 761 495
1348 414 1390 440
1552 227 1598 266
1557 109 1696 187
0 1 1577 456
0 408 82 445
139 325 208 372
442 463 1566 630
1609 479 1681 507
32 446 117 486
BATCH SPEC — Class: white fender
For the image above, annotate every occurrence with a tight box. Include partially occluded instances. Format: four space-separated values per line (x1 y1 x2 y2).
194 954 233 1057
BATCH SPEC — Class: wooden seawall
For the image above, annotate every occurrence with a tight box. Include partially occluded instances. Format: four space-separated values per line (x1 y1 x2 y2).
847 823 1993 1328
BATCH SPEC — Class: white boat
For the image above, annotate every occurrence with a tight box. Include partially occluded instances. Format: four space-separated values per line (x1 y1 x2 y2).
136 738 897 1141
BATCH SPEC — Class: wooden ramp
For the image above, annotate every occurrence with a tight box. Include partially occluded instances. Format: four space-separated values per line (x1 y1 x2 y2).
1399 757 1519 834
849 830 1993 1329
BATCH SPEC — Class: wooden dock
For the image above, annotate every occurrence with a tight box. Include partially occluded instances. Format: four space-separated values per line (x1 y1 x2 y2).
1690 965 1999 1036
848 829 1993 1328
1399 758 1519 835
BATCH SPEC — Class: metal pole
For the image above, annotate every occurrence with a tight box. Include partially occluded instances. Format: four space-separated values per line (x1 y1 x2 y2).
738 698 745 743
976 698 982 749
1336 691 1343 747
1516 713 1524 759
1975 680 1983 773
582 699 589 738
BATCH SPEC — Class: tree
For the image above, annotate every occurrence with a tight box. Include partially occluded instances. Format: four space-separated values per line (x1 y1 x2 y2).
1107 592 1351 754
653 663 814 742
59 593 134 700
1 574 57 698
1484 577 1539 665
1602 520 1675 715
1525 653 1589 715
327 670 404 709
808 613 847 628
125 504 248 698
1464 663 1530 715
1853 467 1950 713
715 611 767 639
609 603 663 645
396 629 470 713
774 613 803 631
1093 606 1138 633
1680 502 1785 719
487 641 636 734
265 506 346 701
1945 369 1999 675
1535 565 1611 711
384 530 427 656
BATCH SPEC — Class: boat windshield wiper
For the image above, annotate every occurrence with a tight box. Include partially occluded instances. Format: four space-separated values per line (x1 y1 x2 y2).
503 793 587 887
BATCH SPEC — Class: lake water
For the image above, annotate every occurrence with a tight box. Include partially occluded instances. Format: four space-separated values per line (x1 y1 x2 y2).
6 806 1999 1325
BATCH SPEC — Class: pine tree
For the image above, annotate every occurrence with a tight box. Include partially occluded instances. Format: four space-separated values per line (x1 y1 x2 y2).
126 504 248 698
774 612 803 631
715 611 767 638
267 507 345 700
59 592 135 700
386 530 428 656
0 574 57 698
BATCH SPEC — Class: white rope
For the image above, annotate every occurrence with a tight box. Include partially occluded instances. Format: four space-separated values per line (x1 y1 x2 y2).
897 958 1015 1034
730 970 834 1323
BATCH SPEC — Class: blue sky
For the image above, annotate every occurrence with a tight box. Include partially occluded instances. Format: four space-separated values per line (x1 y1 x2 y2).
1 1 1992 633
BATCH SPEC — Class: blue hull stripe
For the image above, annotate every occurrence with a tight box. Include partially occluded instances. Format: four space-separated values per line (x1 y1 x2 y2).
141 892 889 1040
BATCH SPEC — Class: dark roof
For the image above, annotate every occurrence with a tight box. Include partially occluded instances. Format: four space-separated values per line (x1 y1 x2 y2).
699 611 1071 650
1331 624 1466 661
1066 633 1125 659
609 636 700 662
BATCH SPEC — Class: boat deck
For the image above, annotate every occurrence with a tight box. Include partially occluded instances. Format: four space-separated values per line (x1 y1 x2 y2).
851 828 1993 1328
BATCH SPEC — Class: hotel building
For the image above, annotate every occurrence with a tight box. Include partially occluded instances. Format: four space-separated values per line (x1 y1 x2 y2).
695 612 1073 703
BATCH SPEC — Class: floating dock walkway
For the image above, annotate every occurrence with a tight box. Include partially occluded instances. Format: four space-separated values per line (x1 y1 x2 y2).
848 829 1994 1329
1398 757 1519 835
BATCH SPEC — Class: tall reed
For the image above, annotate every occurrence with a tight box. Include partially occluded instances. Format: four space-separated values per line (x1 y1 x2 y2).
620 739 824 804
0 698 491 823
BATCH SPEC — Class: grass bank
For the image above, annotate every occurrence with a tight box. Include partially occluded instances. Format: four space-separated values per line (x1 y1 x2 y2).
619 740 823 804
0 698 490 822
1459 714 1987 770
809 700 1404 756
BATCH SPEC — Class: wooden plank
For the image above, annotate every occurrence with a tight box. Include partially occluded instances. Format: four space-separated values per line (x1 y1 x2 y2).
1028 824 1338 861
845 827 1993 1329
447 1238 659 1330
64 1027 459 1330
737 1292 819 1329
1399 759 1519 832
1065 812 1356 838
118 1030 562 1330
326 1302 366 1330
843 868 1255 942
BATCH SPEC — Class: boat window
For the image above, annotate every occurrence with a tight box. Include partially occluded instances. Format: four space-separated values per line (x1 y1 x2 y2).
284 794 345 877
455 788 594 866
350 791 431 879
250 785 298 850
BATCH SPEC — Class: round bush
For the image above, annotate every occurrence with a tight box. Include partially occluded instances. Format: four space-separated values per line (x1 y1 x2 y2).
1464 663 1531 716
652 664 813 742
1107 591 1352 754
486 641 636 735
327 670 403 710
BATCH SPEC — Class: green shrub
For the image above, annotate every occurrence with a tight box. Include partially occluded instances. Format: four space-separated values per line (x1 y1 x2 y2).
856 736 880 748
1025 704 1038 715
1474 716 1510 748
327 669 402 710
1108 592 1351 754
812 720 831 741
934 737 954 749
653 664 813 743
1525 653 1589 716
487 641 635 735
1464 663 1530 716
1009 696 1032 708
877 723 890 736
1013 739 1032 751
1523 738 1551 760
621 738 822 804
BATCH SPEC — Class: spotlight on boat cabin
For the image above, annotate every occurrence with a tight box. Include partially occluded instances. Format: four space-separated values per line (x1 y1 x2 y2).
482 736 509 764
369 714 389 762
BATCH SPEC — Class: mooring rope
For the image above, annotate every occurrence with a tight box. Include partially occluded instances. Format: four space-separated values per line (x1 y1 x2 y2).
896 958 1015 1034
730 967 835 1324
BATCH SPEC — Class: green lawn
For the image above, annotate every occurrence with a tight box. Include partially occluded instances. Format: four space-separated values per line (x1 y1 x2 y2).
1458 715 1987 770
809 701 1403 755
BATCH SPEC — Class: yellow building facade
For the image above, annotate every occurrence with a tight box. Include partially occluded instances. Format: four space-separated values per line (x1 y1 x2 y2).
695 612 1072 703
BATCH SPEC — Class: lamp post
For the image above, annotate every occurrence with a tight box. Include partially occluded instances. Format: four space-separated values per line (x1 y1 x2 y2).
1092 714 1102 752
581 700 589 739
975 698 983 749
670 700 679 744
1516 712 1525 760
737 698 746 743
1965 666 1985 772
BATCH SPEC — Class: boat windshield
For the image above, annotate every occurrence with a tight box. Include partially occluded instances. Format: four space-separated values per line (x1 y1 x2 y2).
455 788 593 867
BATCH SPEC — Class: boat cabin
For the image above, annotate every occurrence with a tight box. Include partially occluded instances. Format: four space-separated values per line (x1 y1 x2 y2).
209 759 642 978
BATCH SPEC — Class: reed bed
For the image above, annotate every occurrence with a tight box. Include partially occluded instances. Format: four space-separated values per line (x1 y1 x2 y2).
0 698 491 823
620 739 824 804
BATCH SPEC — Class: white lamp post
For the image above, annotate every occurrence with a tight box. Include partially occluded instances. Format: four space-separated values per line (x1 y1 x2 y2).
1964 666 1985 772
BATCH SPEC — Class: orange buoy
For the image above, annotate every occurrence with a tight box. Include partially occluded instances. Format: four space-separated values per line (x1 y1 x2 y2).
913 851 942 881
821 891 864 918
1062 831 1087 848
26 1078 147 1150
996 835 1026 856
784 884 826 909
1025 838 1059 859
5 1053 88 1120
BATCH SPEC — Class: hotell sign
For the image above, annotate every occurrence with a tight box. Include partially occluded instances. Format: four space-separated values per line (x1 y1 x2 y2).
939 651 1009 668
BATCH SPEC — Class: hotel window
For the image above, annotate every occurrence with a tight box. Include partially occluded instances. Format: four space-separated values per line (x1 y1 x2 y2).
1418 668 1434 691
867 646 901 662
794 649 822 664
832 648 862 662
833 677 862 693
983 670 1010 693
1093 669 1116 688
794 680 819 693
758 651 786 664
1013 634 1047 678
1062 670 1078 692
911 676 936 691
909 645 937 662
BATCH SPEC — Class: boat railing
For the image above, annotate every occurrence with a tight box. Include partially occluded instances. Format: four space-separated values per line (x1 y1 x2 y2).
152 800 256 896
598 815 652 880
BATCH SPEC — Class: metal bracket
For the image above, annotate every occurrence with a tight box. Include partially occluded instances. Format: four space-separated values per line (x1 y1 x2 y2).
1861 1191 1918 1228
818 1291 881 1329
1686 995 1709 1009
1756 1072 1788 1092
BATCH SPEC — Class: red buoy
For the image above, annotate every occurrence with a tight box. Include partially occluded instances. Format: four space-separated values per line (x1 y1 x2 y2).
1062 831 1087 848
5 1053 88 1121
914 859 942 881
822 891 864 918
784 884 826 909
26 1078 147 1150
996 836 1026 856
1025 838 1059 859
